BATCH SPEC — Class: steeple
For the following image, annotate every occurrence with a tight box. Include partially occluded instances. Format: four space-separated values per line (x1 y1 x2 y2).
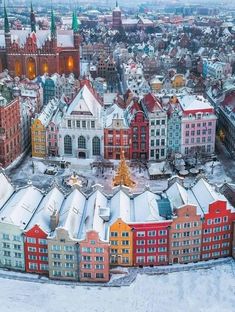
113 151 136 188
30 2 36 33
72 10 79 33
116 0 118 7
50 7 56 38
4 1 10 33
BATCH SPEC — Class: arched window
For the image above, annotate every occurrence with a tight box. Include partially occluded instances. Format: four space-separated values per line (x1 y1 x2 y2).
42 61 48 74
67 56 74 72
92 136 100 156
64 135 72 155
78 136 86 149
27 57 36 80
15 60 22 77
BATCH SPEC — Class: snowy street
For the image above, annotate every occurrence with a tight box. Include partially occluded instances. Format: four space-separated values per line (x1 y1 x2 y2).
0 261 234 312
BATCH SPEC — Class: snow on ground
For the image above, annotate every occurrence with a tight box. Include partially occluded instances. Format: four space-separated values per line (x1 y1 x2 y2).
0 263 234 312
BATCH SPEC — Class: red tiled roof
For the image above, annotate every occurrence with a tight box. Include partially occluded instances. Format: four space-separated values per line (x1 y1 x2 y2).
142 93 162 113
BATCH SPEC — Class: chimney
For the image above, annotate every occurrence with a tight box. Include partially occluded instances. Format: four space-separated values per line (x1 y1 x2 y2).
50 209 59 231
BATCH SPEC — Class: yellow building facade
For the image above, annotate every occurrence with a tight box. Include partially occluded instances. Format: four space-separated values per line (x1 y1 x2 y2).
31 119 46 157
171 74 185 88
109 218 133 266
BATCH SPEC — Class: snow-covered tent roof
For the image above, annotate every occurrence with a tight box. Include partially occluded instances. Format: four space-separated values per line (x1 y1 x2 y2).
109 188 131 224
26 186 64 234
0 185 43 230
133 190 163 222
57 188 86 239
0 172 14 210
79 189 109 241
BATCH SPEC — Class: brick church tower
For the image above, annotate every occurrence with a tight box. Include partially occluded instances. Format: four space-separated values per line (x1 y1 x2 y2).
1 5 81 79
112 1 122 30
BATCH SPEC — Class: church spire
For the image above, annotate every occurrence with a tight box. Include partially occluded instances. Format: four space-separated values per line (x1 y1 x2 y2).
72 10 79 33
116 0 118 7
113 151 136 188
30 2 36 33
50 7 56 38
4 1 10 33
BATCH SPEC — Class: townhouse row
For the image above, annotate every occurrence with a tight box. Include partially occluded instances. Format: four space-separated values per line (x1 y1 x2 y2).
31 81 217 162
0 172 234 282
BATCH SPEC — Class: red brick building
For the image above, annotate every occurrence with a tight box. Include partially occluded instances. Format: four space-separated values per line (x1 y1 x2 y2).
1 6 81 79
0 96 21 167
104 103 131 159
130 221 171 266
201 200 235 260
24 225 49 274
127 101 149 160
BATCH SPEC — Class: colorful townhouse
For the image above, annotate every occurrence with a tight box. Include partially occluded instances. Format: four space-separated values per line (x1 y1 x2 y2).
47 188 86 281
125 100 149 160
191 179 235 260
78 189 110 282
31 99 59 157
129 190 172 266
24 187 64 274
166 181 202 264
108 188 133 266
167 99 182 155
142 93 168 161
0 184 43 270
104 103 131 160
0 95 21 167
179 95 217 156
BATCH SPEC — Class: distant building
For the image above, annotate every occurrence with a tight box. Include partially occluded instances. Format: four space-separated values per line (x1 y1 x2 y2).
0 95 21 167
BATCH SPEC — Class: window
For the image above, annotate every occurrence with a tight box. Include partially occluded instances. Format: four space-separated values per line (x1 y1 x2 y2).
64 135 72 154
78 136 86 149
84 272 92 278
159 230 167 236
148 240 156 245
92 137 101 156
65 254 74 260
95 248 104 253
82 121 86 128
76 120 80 128
29 263 38 270
91 121 95 128
136 256 145 263
53 270 62 277
67 120 72 128
148 230 156 237
2 233 10 240
111 232 118 237
95 256 104 261
137 240 145 245
64 246 74 252
158 247 167 252
83 263 92 269
137 231 145 237
95 264 104 270
96 273 104 279
28 247 37 252
122 232 129 237
38 239 47 245
111 241 118 246
51 245 61 251
147 247 156 253
122 240 129 246
39 248 48 253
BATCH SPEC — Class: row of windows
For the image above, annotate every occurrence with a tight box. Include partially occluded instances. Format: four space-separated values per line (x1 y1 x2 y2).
136 247 167 253
207 217 228 225
150 129 166 136
185 137 212 144
64 135 101 156
204 226 230 234
203 234 230 242
136 255 167 263
110 249 130 254
110 256 130 264
81 247 104 253
81 256 104 262
29 263 48 270
136 230 167 237
175 222 200 229
28 255 48 261
202 250 229 258
67 120 95 129
51 254 75 260
172 230 201 238
2 234 21 241
172 239 200 247
82 264 104 270
202 242 230 250
151 139 165 146
185 122 213 129
28 247 48 253
52 262 74 268
110 232 129 237
51 245 74 252
150 119 166 126
3 259 23 267
171 247 200 254
26 238 47 245
111 240 129 246
2 243 22 250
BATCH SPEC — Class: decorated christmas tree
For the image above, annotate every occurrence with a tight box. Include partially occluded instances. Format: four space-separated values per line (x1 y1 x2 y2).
113 151 136 188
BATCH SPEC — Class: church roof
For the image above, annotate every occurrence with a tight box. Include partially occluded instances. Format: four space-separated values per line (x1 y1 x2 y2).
0 29 75 49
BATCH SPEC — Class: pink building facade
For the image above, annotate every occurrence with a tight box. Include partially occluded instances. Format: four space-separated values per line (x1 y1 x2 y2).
46 121 59 156
79 231 110 282
180 95 217 156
